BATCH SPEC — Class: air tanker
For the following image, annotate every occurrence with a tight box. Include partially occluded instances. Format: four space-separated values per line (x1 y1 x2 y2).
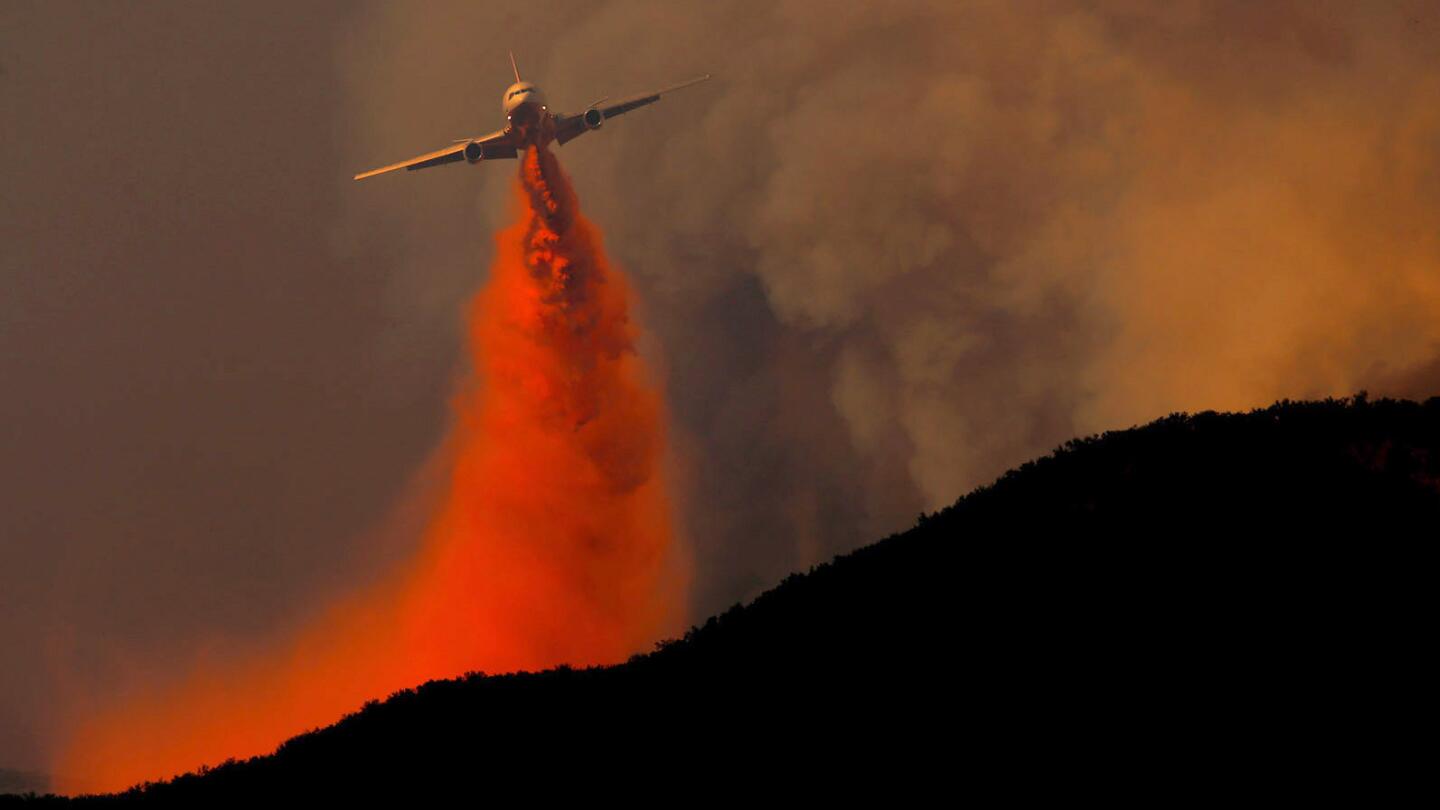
354 54 710 180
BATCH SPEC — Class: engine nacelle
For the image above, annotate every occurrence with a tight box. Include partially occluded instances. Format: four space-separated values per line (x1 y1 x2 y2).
583 107 604 130
463 141 486 163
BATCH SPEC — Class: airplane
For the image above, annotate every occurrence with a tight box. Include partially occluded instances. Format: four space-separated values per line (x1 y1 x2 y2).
354 54 710 181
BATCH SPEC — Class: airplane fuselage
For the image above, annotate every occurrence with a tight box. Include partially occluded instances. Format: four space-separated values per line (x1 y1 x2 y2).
502 81 555 146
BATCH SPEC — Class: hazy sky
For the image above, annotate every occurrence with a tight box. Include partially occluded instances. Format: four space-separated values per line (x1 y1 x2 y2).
4 1 1439 774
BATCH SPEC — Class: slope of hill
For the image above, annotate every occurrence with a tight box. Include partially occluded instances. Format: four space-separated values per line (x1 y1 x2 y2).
11 394 1435 804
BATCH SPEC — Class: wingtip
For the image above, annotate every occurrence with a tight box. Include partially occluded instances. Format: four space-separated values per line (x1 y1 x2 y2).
659 73 713 95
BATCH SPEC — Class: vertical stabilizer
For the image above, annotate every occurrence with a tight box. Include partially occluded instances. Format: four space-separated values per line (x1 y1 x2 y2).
510 51 521 83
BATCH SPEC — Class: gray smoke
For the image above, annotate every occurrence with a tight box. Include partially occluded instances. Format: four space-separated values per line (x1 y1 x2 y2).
336 0 1440 612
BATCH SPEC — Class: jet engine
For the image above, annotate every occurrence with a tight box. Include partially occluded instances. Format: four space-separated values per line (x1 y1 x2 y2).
583 108 604 130
464 141 487 163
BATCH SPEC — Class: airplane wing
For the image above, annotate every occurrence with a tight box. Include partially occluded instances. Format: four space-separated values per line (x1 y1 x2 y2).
554 74 711 146
353 128 514 180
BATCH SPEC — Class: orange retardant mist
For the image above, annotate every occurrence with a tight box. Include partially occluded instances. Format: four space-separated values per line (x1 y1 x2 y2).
57 145 686 794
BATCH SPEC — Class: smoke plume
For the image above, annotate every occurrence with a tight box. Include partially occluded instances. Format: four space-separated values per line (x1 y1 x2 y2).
54 146 685 793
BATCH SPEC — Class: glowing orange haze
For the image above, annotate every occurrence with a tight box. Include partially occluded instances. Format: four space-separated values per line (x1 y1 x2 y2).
57 146 687 793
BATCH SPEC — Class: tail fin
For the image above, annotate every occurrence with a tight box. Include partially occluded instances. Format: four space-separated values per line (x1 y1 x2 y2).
510 51 521 83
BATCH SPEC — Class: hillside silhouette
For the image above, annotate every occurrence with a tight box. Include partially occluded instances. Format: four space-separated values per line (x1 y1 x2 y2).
10 394 1434 804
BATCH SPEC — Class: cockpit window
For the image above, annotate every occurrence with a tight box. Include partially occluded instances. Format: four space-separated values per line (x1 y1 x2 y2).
508 88 529 99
